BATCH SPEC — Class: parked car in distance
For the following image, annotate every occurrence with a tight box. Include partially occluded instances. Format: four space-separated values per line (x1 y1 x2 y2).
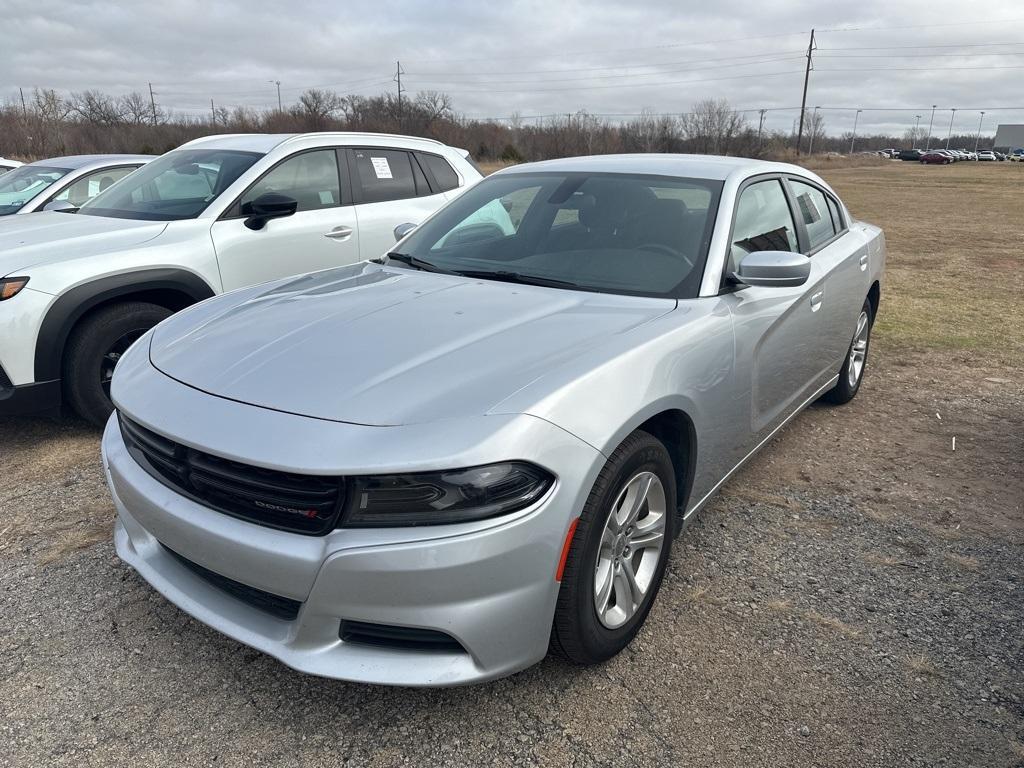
899 149 925 161
880 148 898 158
0 155 152 216
0 133 481 425
102 153 886 686
1010 149 1024 161
976 150 997 161
920 151 952 165
0 157 22 174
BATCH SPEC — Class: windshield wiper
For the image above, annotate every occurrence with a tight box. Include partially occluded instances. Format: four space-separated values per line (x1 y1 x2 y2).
378 251 457 275
453 270 584 290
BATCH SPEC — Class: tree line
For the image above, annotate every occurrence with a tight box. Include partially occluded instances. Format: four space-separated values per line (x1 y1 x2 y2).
0 87 995 162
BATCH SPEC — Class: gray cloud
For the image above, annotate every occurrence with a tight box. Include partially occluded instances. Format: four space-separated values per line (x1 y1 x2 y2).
2 0 1022 137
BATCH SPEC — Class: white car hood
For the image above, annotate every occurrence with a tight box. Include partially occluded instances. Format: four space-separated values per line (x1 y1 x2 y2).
149 263 674 425
0 212 167 277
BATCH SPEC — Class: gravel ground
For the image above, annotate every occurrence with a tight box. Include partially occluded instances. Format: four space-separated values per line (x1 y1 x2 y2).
1 348 1021 768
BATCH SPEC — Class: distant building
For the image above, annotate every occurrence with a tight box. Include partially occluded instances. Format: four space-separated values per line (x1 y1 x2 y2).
993 124 1024 150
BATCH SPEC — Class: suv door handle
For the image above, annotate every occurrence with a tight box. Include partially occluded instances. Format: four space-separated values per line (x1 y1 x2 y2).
859 253 869 271
324 226 353 241
810 290 824 311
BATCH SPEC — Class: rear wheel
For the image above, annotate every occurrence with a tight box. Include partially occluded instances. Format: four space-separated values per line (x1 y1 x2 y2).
63 301 171 427
551 430 675 664
822 298 872 405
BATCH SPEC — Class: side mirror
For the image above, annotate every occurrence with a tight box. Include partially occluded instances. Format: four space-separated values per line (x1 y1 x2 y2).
43 199 78 213
733 250 810 288
243 193 298 231
393 222 417 242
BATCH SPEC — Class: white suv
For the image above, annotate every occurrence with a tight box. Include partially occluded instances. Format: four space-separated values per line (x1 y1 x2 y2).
0 132 481 425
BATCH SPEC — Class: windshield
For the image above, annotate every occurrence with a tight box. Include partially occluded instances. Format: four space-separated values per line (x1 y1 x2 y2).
0 165 71 216
78 149 262 221
394 172 722 299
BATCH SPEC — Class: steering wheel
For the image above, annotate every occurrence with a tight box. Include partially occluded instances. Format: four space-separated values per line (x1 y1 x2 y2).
637 242 694 271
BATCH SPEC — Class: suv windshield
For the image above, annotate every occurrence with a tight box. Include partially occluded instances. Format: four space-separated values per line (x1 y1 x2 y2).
394 172 722 299
0 165 71 216
78 149 262 221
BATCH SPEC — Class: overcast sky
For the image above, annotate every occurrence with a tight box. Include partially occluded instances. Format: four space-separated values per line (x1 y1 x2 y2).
2 0 1023 137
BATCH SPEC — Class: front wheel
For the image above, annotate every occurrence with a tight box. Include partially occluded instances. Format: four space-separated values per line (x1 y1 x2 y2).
822 298 873 405
551 430 675 665
63 301 171 427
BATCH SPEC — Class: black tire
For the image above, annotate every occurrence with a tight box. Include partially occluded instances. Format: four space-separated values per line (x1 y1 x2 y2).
63 301 171 427
822 297 873 405
551 430 675 665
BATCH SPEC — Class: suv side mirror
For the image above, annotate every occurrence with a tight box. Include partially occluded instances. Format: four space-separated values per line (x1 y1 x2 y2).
733 250 810 288
43 199 78 213
243 193 298 231
393 222 417 242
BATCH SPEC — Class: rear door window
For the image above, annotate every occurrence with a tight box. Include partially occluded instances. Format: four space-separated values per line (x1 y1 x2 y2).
789 179 837 251
352 149 418 203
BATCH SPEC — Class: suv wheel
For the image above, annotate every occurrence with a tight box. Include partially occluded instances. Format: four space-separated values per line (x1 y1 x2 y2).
551 430 675 665
63 301 171 427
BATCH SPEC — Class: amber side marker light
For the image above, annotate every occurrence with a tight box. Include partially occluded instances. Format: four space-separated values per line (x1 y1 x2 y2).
555 517 580 582
0 277 29 301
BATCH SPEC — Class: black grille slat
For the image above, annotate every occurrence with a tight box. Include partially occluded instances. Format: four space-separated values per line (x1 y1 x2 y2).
119 414 345 535
162 544 301 620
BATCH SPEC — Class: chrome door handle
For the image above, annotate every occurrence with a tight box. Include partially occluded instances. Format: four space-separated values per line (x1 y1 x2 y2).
859 253 869 271
324 226 353 241
810 290 824 311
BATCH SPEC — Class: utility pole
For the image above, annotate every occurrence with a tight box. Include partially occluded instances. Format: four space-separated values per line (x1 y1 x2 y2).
796 28 816 156
945 108 956 149
148 82 158 124
394 61 405 130
210 99 216 126
974 111 985 154
925 105 936 150
268 80 282 111
19 87 27 116
913 114 921 148
757 108 767 151
849 109 862 154
808 106 820 155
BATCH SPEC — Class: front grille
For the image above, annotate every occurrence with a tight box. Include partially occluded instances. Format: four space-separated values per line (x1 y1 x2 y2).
119 414 345 535
162 544 302 621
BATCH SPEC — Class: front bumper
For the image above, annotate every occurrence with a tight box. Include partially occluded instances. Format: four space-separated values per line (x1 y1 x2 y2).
102 407 601 686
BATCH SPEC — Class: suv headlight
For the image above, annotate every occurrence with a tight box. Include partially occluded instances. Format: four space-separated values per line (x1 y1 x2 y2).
0 276 29 300
340 462 554 527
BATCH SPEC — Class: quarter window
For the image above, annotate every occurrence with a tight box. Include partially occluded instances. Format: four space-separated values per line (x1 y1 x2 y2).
352 149 418 203
418 153 460 192
729 179 798 273
240 150 341 213
789 179 837 251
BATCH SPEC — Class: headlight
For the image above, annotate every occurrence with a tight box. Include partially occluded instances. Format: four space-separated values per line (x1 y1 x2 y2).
340 462 554 527
0 276 29 300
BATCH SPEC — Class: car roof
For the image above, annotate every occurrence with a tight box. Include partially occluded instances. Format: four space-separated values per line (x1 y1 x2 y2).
490 153 820 183
177 132 451 154
30 154 155 169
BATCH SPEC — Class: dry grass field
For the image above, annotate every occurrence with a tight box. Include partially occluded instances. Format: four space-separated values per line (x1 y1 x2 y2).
1 160 1021 767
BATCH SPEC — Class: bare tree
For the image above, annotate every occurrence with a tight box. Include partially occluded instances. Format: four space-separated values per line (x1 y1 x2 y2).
296 88 343 130
119 91 152 125
680 99 747 155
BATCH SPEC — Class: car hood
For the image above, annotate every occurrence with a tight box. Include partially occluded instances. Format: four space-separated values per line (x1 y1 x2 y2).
149 263 674 425
0 212 167 277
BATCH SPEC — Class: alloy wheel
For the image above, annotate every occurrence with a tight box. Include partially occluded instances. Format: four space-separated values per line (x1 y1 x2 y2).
594 471 667 629
100 329 146 399
847 310 870 389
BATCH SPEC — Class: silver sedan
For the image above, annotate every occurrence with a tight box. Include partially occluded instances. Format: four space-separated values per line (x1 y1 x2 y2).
0 154 152 216
102 154 885 686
